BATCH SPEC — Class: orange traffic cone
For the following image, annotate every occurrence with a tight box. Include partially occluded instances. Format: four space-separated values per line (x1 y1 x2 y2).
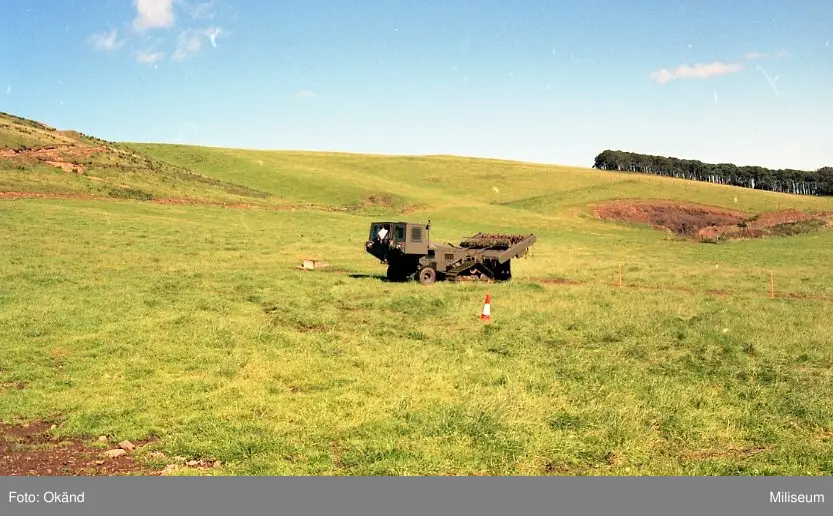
480 294 492 321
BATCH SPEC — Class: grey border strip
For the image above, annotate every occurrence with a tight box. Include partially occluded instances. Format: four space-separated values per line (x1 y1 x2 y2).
1 476 830 516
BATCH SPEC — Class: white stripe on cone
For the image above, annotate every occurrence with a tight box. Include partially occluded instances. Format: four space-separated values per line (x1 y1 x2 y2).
481 294 491 320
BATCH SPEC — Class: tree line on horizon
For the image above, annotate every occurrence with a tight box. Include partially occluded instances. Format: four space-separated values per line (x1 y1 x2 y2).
592 150 833 197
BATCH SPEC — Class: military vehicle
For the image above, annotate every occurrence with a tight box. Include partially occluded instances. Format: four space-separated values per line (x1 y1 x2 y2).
365 221 536 285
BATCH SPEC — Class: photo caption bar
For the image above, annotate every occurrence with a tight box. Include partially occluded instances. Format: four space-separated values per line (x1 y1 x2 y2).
1 477 829 516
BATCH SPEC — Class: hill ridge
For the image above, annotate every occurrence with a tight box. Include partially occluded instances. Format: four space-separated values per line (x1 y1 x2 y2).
3 111 833 229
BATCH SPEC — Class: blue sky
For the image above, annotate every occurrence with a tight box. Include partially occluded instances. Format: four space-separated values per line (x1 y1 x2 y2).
1 0 831 170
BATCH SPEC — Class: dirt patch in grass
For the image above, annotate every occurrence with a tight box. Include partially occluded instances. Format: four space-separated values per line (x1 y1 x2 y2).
335 192 415 214
698 209 831 242
537 277 583 285
593 200 746 236
44 160 80 173
0 144 107 174
0 381 28 391
0 420 161 476
593 200 831 242
363 193 397 207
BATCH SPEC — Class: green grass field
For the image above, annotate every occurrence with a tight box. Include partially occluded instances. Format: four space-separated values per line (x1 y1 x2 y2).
2 112 833 475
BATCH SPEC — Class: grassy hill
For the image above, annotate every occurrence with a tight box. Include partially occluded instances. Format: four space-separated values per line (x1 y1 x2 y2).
0 112 274 205
129 142 833 216
2 113 833 476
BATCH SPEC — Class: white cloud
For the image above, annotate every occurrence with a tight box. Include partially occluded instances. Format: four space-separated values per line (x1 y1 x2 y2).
648 68 674 84
6 85 11 95
87 0 226 65
137 50 165 64
87 29 124 51
171 27 223 60
745 51 766 60
133 0 175 31
185 1 217 19
292 90 319 100
172 31 201 60
649 61 744 84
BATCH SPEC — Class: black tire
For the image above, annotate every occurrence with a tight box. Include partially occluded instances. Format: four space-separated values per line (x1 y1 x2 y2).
418 266 437 285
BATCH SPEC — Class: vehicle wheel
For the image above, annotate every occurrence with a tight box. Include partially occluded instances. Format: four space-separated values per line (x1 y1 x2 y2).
418 266 437 285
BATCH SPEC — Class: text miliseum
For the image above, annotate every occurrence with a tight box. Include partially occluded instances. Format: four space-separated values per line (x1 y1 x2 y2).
770 492 825 504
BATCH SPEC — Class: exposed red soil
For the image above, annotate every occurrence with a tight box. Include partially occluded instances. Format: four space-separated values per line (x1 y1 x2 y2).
1 418 225 476
44 160 78 173
753 209 819 226
593 200 831 242
0 420 161 476
1 144 107 174
593 200 747 236
697 208 829 241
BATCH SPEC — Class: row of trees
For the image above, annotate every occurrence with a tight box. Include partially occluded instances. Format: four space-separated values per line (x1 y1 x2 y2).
592 150 833 196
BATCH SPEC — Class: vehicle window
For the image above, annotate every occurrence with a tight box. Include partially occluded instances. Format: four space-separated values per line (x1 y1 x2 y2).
395 225 405 240
411 227 422 242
